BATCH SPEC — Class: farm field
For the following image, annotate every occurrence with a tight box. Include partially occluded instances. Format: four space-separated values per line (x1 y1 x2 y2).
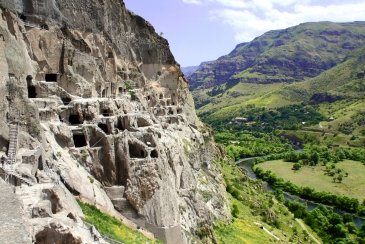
255 160 365 201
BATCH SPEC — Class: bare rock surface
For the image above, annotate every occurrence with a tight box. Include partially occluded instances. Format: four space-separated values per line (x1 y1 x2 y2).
0 0 230 242
0 179 32 244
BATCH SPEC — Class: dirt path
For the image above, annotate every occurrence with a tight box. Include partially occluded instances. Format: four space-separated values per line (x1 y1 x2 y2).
295 219 321 244
254 222 280 241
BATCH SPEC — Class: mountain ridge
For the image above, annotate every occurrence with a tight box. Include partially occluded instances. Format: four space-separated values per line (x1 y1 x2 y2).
188 21 365 90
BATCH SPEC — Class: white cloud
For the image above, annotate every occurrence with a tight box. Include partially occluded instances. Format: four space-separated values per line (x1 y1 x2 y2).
182 0 203 5
182 0 365 42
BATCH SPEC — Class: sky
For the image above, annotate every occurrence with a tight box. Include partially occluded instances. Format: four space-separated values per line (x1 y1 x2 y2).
124 0 365 67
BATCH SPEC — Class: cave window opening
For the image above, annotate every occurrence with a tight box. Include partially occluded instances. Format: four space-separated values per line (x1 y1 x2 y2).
118 87 123 94
20 14 26 21
159 94 163 99
150 150 158 158
168 108 174 115
61 97 71 105
102 109 112 117
69 114 81 125
172 102 176 106
108 52 113 58
117 118 125 131
40 24 49 30
45 73 58 82
37 157 43 170
98 123 109 134
147 95 151 101
137 117 150 127
166 100 171 106
101 89 106 98
129 143 147 158
73 133 87 148
177 108 183 114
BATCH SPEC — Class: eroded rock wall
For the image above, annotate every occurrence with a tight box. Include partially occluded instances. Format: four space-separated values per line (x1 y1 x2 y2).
0 0 230 242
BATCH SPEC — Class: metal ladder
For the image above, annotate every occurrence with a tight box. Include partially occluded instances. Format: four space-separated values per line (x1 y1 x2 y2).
2 123 34 186
7 123 19 164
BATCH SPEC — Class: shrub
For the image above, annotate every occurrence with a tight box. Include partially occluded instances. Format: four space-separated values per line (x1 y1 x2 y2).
231 204 239 218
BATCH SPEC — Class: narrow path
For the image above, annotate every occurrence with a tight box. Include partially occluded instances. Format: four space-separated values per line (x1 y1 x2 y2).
295 219 321 244
254 222 280 241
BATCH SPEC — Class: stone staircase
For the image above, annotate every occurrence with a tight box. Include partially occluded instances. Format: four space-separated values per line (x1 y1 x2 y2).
37 81 59 98
5 167 35 186
104 186 147 228
30 97 61 121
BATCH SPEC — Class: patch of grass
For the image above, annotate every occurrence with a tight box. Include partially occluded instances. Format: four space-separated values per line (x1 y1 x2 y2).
256 160 365 200
214 219 272 244
215 160 320 243
78 201 160 244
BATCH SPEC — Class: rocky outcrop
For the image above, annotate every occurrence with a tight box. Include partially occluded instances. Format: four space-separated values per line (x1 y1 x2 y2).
0 0 230 243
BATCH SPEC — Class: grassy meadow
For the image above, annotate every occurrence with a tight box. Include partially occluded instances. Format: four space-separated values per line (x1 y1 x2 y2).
255 160 365 201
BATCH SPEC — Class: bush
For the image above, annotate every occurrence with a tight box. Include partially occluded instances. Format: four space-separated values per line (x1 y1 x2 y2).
292 162 302 170
231 204 239 218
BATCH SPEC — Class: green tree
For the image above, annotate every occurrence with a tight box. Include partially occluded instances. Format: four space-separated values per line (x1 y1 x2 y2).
292 162 302 171
337 174 343 183
311 152 320 165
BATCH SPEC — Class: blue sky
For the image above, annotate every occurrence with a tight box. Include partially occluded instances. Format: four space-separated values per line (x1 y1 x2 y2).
124 0 365 67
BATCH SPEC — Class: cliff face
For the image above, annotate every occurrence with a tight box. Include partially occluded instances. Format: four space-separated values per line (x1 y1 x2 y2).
0 0 230 242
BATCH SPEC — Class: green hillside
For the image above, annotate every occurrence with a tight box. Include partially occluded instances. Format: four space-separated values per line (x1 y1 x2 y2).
189 21 365 91
189 22 365 133
193 39 365 139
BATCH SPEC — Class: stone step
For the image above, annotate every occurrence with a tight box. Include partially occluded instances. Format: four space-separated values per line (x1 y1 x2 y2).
38 109 59 121
111 198 138 218
31 98 60 109
104 186 125 199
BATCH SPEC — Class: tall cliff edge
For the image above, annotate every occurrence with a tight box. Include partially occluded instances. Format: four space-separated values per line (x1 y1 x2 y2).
0 0 230 243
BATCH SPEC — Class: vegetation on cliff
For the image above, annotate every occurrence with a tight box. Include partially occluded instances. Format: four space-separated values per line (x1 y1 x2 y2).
79 201 160 244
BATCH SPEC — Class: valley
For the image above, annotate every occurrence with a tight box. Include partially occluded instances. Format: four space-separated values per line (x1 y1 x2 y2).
187 21 365 243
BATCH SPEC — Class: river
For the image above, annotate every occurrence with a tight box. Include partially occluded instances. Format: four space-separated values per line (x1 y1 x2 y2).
236 158 364 228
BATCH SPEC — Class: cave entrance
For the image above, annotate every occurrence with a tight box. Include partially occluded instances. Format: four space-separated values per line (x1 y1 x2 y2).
150 150 158 158
37 156 43 170
102 109 113 117
45 73 58 82
28 85 37 98
40 24 49 30
61 97 71 105
137 117 150 127
73 133 87 148
69 114 81 125
98 123 109 134
27 75 37 98
101 89 106 98
129 142 146 158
